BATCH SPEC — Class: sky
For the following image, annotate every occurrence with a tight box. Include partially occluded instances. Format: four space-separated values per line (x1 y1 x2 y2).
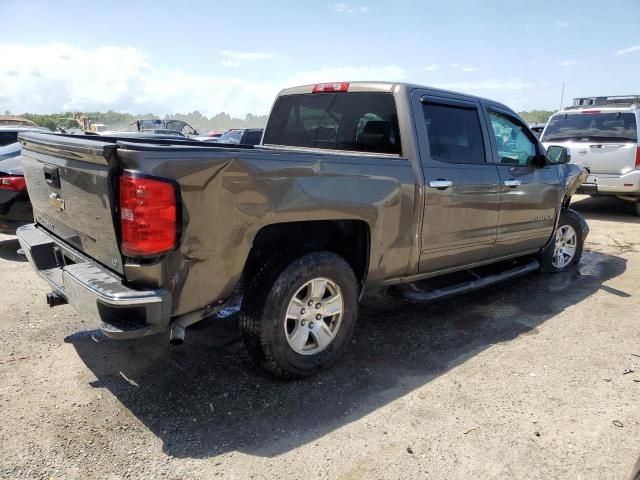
1 0 639 117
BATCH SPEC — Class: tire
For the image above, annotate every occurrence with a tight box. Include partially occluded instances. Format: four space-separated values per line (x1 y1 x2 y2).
539 209 585 273
239 251 359 378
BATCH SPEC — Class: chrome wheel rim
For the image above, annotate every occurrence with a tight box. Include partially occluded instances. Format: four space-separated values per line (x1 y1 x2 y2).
284 277 344 355
552 225 577 269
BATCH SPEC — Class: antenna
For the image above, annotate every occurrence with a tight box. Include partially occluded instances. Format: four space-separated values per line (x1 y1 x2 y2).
559 82 565 111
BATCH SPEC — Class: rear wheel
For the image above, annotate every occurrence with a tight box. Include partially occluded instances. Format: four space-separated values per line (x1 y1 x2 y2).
540 209 585 273
240 251 358 378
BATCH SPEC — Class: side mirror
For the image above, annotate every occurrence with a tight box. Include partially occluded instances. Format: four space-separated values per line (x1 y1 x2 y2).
546 145 570 164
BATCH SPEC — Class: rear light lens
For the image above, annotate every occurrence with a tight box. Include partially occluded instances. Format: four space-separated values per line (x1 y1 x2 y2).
581 110 601 114
119 172 178 256
636 146 640 170
0 176 26 192
312 82 349 93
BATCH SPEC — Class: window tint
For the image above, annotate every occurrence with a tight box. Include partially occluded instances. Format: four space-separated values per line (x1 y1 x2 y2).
0 132 19 147
542 112 637 142
263 93 401 155
422 103 485 164
489 111 537 165
217 130 243 144
243 131 262 145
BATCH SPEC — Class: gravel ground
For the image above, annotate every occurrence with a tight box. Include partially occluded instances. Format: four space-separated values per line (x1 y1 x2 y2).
0 195 639 480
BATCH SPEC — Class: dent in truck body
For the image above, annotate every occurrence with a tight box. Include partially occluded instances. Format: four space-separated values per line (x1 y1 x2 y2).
116 144 417 317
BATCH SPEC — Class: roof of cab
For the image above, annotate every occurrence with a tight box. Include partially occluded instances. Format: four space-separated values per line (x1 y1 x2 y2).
276 81 516 115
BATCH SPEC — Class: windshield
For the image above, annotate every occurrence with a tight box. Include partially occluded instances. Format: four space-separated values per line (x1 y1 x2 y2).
217 130 243 144
263 92 401 155
542 112 637 142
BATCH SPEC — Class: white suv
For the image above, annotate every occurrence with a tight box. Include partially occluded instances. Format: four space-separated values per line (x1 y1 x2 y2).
542 96 640 216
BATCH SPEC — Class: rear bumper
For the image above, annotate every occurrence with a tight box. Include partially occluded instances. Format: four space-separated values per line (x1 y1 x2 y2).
16 223 171 339
578 170 640 197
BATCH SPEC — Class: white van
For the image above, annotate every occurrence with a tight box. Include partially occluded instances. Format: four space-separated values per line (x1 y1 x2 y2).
542 96 640 216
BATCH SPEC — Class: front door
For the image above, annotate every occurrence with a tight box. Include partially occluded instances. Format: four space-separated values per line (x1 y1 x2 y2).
484 108 561 255
416 94 501 273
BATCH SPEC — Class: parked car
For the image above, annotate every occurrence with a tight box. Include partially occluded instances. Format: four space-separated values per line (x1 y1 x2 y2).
131 119 199 137
0 125 51 232
16 81 586 378
529 122 546 137
542 95 640 216
0 116 39 127
210 128 263 145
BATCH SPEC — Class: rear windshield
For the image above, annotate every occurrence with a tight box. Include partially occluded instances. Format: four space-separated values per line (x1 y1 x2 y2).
0 132 19 147
217 130 243 144
263 92 402 155
542 112 637 142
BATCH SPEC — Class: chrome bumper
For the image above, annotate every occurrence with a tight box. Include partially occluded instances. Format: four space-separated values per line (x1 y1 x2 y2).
16 224 171 339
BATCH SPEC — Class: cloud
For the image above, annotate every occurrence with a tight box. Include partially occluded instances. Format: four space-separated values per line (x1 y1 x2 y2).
433 79 533 91
285 65 406 87
0 43 281 116
0 43 406 117
449 63 460 68
333 3 368 13
424 64 439 72
555 20 568 27
461 67 478 72
559 59 577 67
219 49 277 67
617 45 640 56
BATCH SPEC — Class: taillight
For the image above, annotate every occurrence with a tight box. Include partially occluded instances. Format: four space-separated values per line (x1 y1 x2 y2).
0 176 26 192
636 146 640 170
119 172 178 257
312 82 349 93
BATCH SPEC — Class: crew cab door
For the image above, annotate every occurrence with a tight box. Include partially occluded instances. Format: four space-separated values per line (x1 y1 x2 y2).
413 92 501 273
483 106 560 255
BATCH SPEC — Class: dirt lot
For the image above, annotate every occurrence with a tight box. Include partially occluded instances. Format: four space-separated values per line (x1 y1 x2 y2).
0 195 639 480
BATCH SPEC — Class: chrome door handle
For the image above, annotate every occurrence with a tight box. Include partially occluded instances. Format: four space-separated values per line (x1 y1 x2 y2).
428 179 453 189
504 179 521 188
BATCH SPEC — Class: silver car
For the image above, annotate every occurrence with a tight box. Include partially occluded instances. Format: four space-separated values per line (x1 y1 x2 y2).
542 95 640 216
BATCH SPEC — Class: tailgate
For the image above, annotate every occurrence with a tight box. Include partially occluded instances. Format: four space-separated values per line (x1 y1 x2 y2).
560 140 637 175
19 133 124 274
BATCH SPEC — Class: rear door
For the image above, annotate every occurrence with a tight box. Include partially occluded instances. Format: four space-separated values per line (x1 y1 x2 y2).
484 106 560 255
413 92 501 273
542 111 638 176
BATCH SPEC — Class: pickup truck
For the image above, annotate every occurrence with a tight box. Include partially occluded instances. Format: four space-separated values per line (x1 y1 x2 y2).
16 82 588 378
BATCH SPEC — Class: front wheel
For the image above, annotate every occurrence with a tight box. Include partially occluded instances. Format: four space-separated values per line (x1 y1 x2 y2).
539 209 586 273
240 251 359 378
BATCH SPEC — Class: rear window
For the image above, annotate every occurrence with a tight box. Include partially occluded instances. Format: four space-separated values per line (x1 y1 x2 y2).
0 132 19 147
263 92 402 155
542 112 637 142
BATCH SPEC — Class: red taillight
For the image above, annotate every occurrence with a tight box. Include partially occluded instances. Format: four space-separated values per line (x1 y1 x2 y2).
312 82 349 93
636 146 640 170
0 176 26 192
581 110 601 114
119 172 178 256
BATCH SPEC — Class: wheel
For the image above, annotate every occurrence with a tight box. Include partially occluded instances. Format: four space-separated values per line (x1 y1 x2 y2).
239 251 359 378
539 209 585 273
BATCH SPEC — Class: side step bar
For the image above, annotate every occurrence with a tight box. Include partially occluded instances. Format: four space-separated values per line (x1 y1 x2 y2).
389 258 540 302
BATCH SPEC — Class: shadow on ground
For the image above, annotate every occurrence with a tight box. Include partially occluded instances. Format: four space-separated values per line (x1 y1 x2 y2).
0 237 25 262
571 196 639 224
67 250 627 459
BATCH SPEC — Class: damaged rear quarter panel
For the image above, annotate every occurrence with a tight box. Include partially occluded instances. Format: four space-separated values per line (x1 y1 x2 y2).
118 147 416 317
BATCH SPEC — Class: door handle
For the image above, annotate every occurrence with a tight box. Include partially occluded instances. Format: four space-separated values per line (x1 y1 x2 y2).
503 179 521 188
428 179 453 190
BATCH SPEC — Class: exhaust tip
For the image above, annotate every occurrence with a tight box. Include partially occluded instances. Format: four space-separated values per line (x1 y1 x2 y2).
169 324 185 346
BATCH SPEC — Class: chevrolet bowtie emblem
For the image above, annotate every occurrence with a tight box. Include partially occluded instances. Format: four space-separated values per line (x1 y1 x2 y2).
49 193 65 211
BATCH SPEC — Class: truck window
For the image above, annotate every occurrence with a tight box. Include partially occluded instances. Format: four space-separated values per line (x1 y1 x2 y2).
0 132 19 147
422 103 485 164
488 111 537 165
263 93 402 155
542 112 638 142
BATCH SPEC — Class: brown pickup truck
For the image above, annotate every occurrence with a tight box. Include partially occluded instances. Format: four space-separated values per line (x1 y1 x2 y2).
17 82 587 377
